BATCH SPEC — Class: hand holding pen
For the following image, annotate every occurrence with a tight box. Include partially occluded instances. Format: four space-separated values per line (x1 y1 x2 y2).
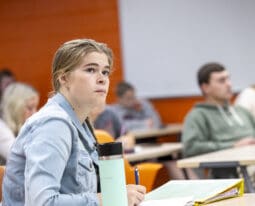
135 167 140 185
125 167 146 205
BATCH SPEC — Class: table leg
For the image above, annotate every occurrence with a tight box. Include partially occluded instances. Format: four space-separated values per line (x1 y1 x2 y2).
240 166 255 193
182 168 189 179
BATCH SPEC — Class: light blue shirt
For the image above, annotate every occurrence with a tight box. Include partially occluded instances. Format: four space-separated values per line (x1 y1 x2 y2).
2 93 99 206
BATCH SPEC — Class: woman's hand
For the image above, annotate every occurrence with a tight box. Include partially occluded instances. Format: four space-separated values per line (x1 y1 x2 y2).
97 193 103 206
126 184 146 206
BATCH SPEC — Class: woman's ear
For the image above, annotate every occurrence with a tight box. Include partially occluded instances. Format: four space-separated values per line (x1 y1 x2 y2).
58 72 71 90
58 72 69 86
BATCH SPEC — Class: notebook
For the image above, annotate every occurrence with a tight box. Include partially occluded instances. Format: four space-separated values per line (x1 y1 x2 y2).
141 178 244 206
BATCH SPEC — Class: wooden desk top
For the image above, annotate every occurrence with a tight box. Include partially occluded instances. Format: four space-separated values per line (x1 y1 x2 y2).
177 145 255 168
206 194 255 206
125 143 182 162
130 123 183 139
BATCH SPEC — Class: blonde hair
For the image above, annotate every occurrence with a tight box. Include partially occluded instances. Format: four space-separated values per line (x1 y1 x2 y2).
52 38 113 92
1 82 39 136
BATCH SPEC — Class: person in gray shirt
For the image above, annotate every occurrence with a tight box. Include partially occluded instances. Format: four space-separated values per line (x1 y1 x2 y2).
111 81 162 131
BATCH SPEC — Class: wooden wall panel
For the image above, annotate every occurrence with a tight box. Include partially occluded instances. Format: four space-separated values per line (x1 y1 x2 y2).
0 0 208 124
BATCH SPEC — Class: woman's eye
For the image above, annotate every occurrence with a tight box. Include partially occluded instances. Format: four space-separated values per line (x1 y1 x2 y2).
102 70 110 76
86 68 96 73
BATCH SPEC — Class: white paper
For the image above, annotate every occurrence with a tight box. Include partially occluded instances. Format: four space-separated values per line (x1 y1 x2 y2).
139 196 194 206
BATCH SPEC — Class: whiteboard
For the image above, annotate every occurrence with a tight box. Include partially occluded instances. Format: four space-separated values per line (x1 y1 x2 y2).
118 0 255 98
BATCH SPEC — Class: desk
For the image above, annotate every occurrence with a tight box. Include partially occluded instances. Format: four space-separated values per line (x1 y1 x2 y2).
207 194 255 206
130 123 183 140
177 145 255 192
125 143 182 163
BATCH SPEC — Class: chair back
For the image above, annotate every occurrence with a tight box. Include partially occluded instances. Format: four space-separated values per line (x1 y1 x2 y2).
0 166 5 201
94 130 115 143
94 130 135 180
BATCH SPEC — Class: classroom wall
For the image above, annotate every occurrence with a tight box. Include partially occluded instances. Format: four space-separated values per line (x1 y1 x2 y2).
150 96 203 123
0 0 123 104
0 0 202 124
119 0 255 98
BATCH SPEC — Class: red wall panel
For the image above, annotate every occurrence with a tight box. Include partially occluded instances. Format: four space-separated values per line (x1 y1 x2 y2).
0 0 123 105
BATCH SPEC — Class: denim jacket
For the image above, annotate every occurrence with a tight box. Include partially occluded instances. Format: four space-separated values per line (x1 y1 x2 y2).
2 93 99 206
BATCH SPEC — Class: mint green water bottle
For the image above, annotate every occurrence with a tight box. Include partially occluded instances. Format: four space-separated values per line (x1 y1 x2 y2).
98 142 128 206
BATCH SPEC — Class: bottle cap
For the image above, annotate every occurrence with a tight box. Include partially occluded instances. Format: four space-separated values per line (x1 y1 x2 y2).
97 142 123 157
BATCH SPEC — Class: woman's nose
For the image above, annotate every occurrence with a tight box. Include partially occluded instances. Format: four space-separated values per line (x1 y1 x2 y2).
97 72 106 84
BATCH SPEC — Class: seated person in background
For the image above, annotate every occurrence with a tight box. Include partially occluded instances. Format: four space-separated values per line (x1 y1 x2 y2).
1 82 39 136
0 82 39 164
110 81 162 131
0 68 15 103
235 85 255 118
92 105 123 138
90 105 135 153
182 62 255 178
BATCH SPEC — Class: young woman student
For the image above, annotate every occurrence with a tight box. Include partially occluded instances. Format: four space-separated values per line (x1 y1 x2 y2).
2 39 146 206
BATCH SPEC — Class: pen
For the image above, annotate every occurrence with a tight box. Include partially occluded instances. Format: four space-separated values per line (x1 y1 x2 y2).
134 167 140 185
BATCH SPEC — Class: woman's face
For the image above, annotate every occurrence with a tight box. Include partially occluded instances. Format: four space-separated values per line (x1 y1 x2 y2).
23 95 39 122
62 51 110 111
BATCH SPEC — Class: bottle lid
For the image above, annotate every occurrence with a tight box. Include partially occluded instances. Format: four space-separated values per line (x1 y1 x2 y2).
97 142 123 157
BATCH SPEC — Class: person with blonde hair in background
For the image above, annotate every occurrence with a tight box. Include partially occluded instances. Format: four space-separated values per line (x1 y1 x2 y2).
0 82 39 164
2 39 145 206
1 82 39 136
